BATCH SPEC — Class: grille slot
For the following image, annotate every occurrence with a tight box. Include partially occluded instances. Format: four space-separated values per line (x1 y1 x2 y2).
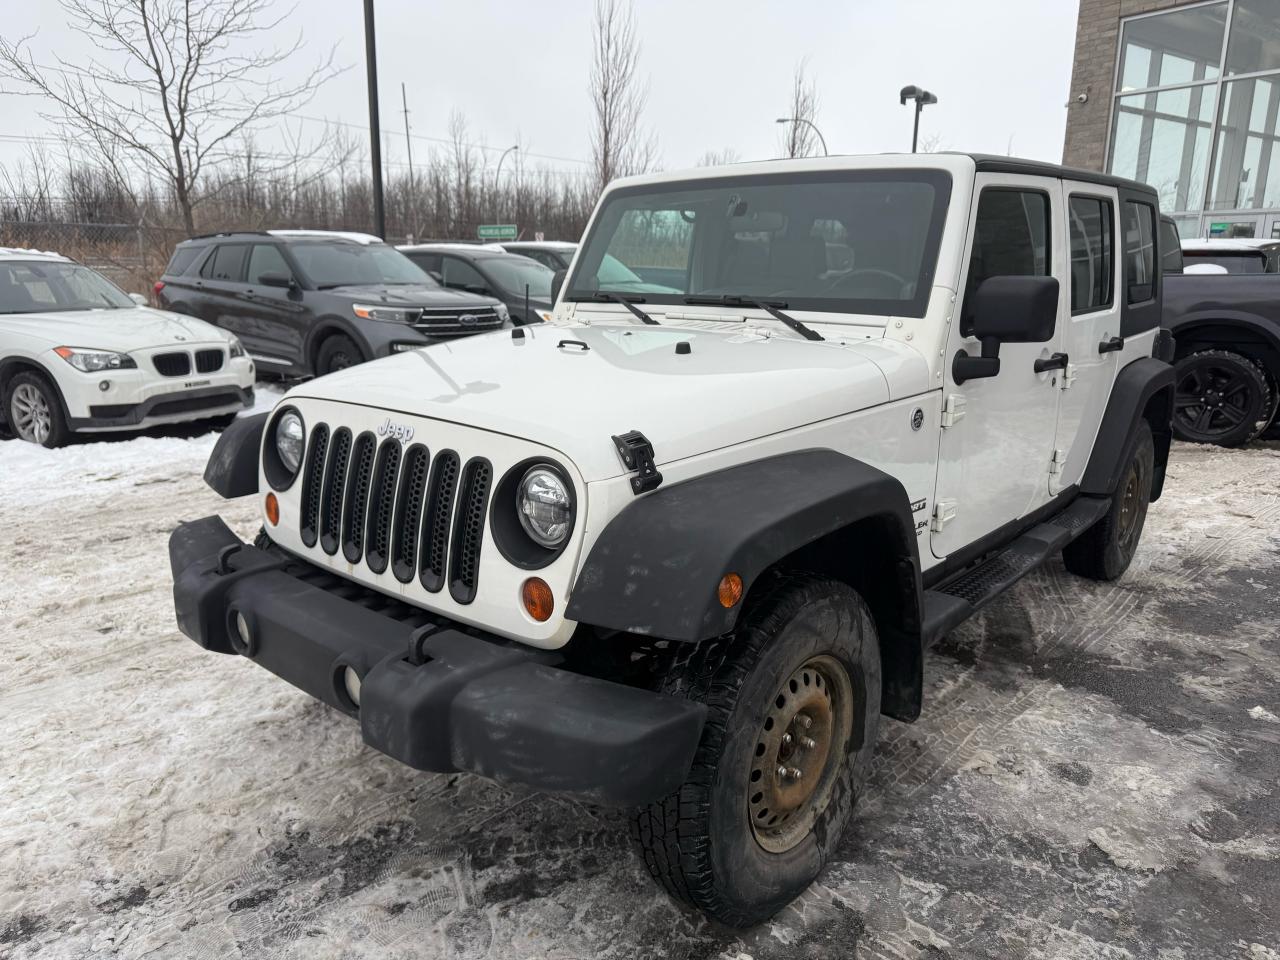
299 424 330 547
364 439 402 574
419 450 460 593
341 433 377 563
448 458 492 604
195 349 224 373
390 444 430 583
319 428 352 555
153 352 191 377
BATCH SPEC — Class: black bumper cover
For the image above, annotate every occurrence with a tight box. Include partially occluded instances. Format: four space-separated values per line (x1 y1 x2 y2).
169 516 705 805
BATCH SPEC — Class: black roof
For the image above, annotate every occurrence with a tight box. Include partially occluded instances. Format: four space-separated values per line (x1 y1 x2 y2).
960 153 1158 197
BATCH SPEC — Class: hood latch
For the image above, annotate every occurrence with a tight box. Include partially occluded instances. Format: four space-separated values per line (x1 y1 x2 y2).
612 431 663 495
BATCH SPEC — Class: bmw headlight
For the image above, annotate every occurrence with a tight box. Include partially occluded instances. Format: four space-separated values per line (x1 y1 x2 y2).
517 466 572 548
53 346 137 372
228 337 246 359
275 410 304 474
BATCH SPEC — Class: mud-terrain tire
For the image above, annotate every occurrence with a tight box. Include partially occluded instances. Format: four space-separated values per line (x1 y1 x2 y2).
5 370 69 448
1172 349 1272 447
1064 420 1155 581
316 334 363 376
630 576 881 927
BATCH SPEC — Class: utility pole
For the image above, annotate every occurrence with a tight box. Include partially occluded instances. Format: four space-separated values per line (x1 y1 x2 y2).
363 0 386 238
401 82 414 183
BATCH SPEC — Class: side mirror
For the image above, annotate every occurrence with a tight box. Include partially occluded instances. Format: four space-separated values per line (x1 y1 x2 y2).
550 268 567 305
129 292 148 306
953 276 1059 384
258 272 295 289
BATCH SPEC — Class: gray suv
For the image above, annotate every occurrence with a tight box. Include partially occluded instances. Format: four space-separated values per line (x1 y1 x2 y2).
156 230 509 377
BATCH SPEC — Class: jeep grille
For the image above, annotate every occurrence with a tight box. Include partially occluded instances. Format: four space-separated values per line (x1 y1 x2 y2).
297 423 491 603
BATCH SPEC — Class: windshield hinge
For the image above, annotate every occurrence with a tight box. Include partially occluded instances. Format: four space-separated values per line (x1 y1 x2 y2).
931 499 957 533
1060 363 1077 389
612 431 663 495
1049 449 1067 476
941 394 967 428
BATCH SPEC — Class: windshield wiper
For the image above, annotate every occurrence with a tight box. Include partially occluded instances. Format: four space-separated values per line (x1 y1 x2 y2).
570 291 658 325
682 295 823 341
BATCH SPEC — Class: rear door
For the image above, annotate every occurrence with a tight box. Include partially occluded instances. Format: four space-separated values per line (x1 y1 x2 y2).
195 243 251 337
1051 184 1122 494
241 243 309 367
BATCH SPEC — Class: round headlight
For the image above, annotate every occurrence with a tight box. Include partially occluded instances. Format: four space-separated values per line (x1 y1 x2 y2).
517 466 572 548
275 411 304 474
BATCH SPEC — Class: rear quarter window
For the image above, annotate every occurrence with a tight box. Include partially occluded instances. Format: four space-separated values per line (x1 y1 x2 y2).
164 246 201 276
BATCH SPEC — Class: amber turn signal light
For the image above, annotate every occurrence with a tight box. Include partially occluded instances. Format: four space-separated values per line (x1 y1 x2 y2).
521 577 554 622
718 573 743 608
264 492 279 526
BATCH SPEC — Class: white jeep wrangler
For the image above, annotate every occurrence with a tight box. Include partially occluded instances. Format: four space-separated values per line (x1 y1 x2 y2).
170 153 1175 926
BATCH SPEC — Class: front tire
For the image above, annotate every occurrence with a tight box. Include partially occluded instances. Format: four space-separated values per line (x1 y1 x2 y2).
1172 349 1272 447
5 371 69 448
631 577 881 927
315 334 363 376
1063 420 1154 581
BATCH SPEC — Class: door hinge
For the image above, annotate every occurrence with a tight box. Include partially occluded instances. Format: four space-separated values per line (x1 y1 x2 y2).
612 430 663 495
1049 449 1066 475
931 499 957 533
1060 362 1077 389
941 394 967 428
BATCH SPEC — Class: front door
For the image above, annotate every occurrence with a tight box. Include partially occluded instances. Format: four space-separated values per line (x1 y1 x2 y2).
931 174 1068 558
243 243 308 367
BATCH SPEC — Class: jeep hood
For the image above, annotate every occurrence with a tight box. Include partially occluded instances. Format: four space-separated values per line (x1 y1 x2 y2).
288 323 895 482
0 306 231 350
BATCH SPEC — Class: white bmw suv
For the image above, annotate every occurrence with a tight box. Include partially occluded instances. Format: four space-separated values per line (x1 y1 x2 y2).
0 248 255 447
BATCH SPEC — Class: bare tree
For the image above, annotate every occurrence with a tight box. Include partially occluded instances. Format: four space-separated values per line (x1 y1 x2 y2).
697 148 741 167
0 0 341 235
780 61 820 159
917 132 946 154
589 0 655 194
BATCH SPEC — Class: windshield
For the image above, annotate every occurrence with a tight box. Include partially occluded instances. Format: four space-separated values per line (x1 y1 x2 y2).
289 242 435 287
483 256 555 299
566 170 951 317
0 261 134 314
1183 251 1270 274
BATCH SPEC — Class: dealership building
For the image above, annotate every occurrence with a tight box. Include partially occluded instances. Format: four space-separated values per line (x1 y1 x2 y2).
1064 0 1280 238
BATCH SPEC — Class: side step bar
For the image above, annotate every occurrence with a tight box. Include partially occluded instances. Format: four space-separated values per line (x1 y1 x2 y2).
922 495 1111 647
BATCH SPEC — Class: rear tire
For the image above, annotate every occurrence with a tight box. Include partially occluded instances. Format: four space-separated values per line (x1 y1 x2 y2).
315 334 363 376
1172 349 1272 447
4 371 70 448
1064 420 1154 581
631 576 881 927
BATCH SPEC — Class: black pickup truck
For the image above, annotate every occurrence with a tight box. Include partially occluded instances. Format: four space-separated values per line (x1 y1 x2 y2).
1160 222 1280 446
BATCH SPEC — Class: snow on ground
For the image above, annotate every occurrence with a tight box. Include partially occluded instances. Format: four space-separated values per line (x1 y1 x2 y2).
1 418 1278 959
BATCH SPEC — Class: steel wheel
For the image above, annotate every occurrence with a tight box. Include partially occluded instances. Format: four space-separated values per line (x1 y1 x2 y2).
747 654 854 854
11 382 52 444
1116 454 1146 556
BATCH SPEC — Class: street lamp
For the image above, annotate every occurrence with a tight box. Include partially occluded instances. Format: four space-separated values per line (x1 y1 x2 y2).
775 117 828 157
899 85 938 153
493 145 518 222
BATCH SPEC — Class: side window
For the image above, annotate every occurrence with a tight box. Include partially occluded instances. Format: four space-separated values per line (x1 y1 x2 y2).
441 256 487 291
1068 196 1114 313
962 188 1051 334
1122 201 1156 303
165 246 200 276
205 244 248 283
1159 219 1184 275
246 244 292 284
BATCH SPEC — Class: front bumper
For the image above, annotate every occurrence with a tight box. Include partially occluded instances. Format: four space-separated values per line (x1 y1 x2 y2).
169 516 706 805
69 385 253 430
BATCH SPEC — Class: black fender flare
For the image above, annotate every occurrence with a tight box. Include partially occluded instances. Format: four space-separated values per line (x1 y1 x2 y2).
305 317 372 369
1082 357 1175 501
1166 312 1280 378
568 446 921 631
204 412 266 498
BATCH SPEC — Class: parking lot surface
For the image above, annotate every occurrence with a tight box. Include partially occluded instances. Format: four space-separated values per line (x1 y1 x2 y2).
1 432 1277 959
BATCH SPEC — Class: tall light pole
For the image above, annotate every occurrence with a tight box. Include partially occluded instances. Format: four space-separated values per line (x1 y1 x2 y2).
363 0 385 238
493 145 518 222
899 85 938 153
775 117 828 157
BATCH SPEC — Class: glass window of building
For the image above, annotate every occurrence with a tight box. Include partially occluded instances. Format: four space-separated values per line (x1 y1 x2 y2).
1117 3 1227 91
1225 0 1280 75
1208 76 1280 210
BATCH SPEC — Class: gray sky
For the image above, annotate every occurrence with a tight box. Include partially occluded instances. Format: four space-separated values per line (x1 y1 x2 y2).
1 0 1082 185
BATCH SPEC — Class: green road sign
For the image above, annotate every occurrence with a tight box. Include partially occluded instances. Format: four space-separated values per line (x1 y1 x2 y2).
477 224 518 240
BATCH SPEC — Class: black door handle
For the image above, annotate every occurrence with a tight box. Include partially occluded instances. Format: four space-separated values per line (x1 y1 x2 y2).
1034 352 1069 373
1098 336 1124 354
